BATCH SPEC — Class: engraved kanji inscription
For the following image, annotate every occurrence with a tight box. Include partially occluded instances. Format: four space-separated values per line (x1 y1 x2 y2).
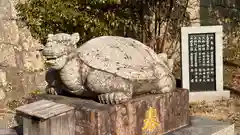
188 33 216 91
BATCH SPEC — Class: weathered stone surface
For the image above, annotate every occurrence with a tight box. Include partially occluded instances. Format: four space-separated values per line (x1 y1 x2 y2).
34 72 47 90
0 43 16 67
34 88 189 135
231 70 240 93
0 88 5 100
15 52 24 69
0 0 17 19
19 27 43 51
186 0 200 26
21 73 37 93
0 20 19 45
22 51 45 72
0 0 46 105
167 116 234 135
5 69 24 94
0 102 5 114
0 69 7 87
13 45 22 52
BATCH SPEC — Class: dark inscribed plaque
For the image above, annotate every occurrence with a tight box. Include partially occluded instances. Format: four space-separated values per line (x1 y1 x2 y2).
188 33 216 91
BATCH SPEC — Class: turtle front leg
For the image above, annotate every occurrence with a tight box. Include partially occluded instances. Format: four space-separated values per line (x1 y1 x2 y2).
45 68 64 95
45 80 66 95
45 85 58 95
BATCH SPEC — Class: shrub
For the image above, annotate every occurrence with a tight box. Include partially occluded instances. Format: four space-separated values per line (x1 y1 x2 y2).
16 0 142 44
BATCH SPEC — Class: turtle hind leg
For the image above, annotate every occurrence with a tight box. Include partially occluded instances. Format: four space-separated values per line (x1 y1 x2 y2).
98 91 132 104
151 74 176 94
86 70 134 104
150 87 173 94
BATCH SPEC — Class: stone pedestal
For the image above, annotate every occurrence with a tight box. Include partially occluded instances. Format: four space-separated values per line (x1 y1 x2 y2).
189 91 230 103
29 88 189 135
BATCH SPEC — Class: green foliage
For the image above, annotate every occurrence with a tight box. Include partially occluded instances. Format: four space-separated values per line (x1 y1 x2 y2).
17 0 190 46
16 0 141 44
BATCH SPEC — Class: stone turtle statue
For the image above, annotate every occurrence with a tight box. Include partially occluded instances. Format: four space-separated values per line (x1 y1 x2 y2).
42 33 176 104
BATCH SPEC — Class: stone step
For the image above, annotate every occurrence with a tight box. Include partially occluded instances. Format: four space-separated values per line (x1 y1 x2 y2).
167 116 234 135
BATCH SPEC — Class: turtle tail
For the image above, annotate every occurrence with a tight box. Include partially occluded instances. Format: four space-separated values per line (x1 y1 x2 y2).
157 53 174 72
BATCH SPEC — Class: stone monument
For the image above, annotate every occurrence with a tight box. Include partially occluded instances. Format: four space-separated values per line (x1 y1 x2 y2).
15 33 234 135
181 25 230 102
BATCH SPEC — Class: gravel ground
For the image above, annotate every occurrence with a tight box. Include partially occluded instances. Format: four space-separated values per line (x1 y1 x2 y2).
190 92 240 134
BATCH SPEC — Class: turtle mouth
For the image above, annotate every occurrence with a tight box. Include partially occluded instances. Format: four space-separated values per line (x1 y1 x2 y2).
43 52 64 60
45 56 60 61
44 55 64 65
46 57 56 61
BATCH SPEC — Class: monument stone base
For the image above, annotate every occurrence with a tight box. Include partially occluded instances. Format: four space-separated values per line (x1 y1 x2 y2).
189 91 230 103
17 88 189 135
167 116 234 135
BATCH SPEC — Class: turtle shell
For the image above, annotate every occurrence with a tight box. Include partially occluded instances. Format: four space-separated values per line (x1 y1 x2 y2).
77 36 166 80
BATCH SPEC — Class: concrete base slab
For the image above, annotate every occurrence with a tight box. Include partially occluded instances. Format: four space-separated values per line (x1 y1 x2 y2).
189 91 230 103
167 116 234 135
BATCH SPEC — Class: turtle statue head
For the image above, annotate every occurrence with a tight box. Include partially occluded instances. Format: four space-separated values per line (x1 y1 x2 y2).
42 33 80 70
